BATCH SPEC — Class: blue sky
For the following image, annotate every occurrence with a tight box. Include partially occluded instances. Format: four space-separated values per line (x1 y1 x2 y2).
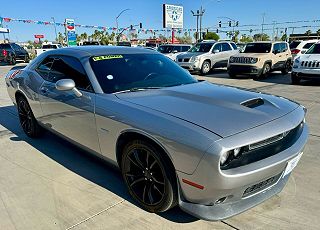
1 0 320 42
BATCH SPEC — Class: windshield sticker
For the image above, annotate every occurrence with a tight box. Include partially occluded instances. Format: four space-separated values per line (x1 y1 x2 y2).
92 55 123 61
106 75 114 80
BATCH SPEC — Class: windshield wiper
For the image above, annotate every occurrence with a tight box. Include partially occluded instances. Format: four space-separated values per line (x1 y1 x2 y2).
113 87 163 94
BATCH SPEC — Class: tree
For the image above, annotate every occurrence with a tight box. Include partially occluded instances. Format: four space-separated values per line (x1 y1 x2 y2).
281 34 287 41
232 31 240 43
56 32 65 45
204 32 220 41
305 30 312 38
239 34 253 43
316 29 320 39
253 33 270 41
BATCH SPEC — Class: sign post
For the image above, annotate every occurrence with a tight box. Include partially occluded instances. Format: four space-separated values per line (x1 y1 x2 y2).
65 18 77 46
163 4 183 44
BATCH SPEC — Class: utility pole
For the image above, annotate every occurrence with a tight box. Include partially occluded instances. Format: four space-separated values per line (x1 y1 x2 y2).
116 8 130 42
51 17 58 42
272 21 276 41
191 7 205 42
261 13 266 40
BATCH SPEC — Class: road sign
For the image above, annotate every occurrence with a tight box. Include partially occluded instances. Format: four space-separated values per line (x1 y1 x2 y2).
65 19 76 46
163 4 184 29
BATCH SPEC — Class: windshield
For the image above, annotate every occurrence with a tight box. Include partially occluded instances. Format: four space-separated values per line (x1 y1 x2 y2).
305 43 320 54
90 54 198 93
158 45 176 53
42 44 59 49
189 43 214 53
244 43 272 53
289 41 300 49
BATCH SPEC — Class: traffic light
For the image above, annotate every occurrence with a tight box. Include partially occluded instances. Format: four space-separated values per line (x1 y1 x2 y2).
216 29 219 33
236 21 239 26
206 29 209 33
229 21 232 27
219 21 221 27
139 23 142 28
130 25 133 30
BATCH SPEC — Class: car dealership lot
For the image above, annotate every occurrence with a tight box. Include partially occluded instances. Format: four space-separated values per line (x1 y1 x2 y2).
0 63 319 230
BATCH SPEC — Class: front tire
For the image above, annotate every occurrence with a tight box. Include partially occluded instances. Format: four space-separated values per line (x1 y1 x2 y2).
17 96 42 138
200 60 211 75
254 63 270 80
281 60 291 75
10 56 16 65
121 140 177 213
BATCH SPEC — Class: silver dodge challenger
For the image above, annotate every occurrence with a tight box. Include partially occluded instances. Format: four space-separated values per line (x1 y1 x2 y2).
5 46 308 220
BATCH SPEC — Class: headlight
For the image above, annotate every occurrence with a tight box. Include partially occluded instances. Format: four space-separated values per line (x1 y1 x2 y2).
220 148 243 166
250 58 258 64
190 56 199 62
229 56 235 63
294 58 300 64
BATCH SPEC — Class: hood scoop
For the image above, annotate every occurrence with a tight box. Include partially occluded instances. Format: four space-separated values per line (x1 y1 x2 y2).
241 98 264 108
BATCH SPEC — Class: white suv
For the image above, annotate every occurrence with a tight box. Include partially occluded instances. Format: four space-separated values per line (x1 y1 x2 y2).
291 42 320 84
290 40 319 59
176 41 239 75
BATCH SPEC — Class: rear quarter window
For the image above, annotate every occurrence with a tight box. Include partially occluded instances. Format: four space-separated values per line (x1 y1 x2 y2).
231 43 238 50
303 43 315 49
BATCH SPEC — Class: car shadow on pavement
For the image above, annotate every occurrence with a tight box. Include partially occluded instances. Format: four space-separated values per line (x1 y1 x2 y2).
0 105 198 224
254 72 320 86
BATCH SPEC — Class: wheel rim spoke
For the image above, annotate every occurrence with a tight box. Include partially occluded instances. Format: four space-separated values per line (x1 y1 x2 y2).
130 177 145 187
147 185 154 204
152 176 164 185
153 184 163 196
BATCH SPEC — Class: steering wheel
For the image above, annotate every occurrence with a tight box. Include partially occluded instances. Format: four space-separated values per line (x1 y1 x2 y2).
144 72 159 80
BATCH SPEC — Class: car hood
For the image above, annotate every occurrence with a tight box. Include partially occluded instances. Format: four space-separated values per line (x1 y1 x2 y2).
116 81 299 137
177 52 206 59
296 54 320 61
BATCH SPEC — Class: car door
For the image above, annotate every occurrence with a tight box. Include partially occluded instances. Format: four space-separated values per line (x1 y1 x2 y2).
37 55 100 153
220 43 234 66
210 43 224 67
12 44 24 59
272 43 283 69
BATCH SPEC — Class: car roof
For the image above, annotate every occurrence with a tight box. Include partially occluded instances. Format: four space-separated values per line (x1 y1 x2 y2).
159 44 191 46
43 46 157 58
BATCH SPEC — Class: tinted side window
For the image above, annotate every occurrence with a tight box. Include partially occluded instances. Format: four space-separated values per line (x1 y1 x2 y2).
12 44 21 50
221 43 232 51
172 46 181 52
281 43 288 52
36 56 55 81
49 56 93 92
273 43 281 53
181 46 190 52
213 43 222 52
231 43 238 50
303 42 315 49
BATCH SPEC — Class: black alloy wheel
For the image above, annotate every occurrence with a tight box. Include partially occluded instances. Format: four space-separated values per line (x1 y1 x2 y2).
17 97 42 137
121 140 177 213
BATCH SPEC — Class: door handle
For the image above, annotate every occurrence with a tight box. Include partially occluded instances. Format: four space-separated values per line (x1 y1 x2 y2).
40 87 48 94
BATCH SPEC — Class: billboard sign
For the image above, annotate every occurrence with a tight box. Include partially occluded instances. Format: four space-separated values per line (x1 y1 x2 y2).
163 4 183 29
34 34 44 39
0 27 10 33
65 18 77 46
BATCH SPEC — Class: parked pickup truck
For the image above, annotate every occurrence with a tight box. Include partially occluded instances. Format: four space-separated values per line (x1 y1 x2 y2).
35 43 62 56
0 43 30 65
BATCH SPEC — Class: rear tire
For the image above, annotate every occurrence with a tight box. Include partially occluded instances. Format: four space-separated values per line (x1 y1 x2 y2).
17 96 42 138
24 55 30 63
10 56 16 65
200 60 211 75
281 60 291 75
121 140 178 213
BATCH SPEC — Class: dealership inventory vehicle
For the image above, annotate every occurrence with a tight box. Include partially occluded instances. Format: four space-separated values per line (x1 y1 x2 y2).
5 46 308 220
35 43 62 56
176 40 238 75
228 41 292 79
0 43 30 65
290 40 319 59
157 44 192 60
291 42 320 84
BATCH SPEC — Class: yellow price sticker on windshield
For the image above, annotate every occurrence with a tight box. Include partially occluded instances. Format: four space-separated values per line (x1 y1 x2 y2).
93 55 123 61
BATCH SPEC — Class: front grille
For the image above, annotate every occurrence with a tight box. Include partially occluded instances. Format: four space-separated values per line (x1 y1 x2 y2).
221 121 304 170
233 57 252 64
178 58 190 62
300 61 320 68
243 173 281 198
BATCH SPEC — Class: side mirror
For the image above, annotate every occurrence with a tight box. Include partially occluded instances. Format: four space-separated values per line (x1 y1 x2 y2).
273 50 280 55
55 79 82 97
213 49 220 53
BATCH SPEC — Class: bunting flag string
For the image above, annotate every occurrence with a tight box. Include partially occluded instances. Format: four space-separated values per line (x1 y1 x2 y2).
0 16 197 34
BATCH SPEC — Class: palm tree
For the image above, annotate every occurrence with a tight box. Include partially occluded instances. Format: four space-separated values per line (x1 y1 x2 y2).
305 30 312 38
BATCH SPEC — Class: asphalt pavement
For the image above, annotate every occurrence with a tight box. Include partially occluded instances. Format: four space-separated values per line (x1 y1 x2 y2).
0 63 319 230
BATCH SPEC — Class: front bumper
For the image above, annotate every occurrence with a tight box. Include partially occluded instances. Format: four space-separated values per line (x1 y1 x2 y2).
292 70 320 80
228 64 263 75
177 107 308 220
177 61 200 71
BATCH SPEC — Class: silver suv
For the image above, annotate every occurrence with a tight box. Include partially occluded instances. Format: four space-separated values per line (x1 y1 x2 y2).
176 41 239 75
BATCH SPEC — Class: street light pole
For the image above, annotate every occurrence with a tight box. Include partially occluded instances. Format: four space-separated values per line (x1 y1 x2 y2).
192 7 205 42
51 17 58 42
116 8 130 42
